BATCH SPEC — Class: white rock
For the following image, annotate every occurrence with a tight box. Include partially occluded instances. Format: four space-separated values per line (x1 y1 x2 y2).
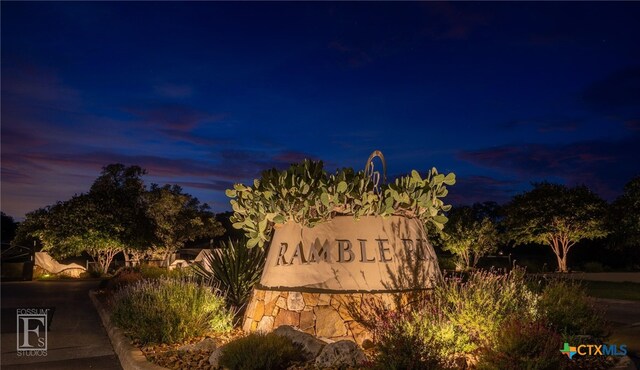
194 338 217 352
315 340 366 368
209 346 224 367
272 325 325 360
287 291 305 311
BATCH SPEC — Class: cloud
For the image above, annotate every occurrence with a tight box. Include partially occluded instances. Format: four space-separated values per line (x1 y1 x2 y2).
16 151 217 178
0 126 48 150
272 150 318 164
1 145 320 218
154 83 193 98
124 103 225 132
159 129 230 146
458 134 640 200
447 175 519 206
177 180 235 192
501 119 580 133
582 66 640 114
1 63 80 107
215 149 318 179
0 167 34 186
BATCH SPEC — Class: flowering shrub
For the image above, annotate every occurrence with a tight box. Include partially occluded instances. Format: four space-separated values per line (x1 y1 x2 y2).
539 279 607 337
367 269 607 369
373 310 444 370
477 317 567 370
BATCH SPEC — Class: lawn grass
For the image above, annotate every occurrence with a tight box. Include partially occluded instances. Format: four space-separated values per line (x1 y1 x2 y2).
583 280 640 301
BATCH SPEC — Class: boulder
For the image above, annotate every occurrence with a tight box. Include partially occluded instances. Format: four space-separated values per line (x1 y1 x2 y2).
272 325 326 361
209 346 224 367
315 340 366 368
194 338 217 352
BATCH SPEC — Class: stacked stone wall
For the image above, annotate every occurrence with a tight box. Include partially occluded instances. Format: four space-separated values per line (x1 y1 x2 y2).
243 287 425 346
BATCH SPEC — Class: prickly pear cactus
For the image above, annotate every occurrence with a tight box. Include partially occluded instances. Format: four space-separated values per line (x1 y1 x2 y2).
226 159 455 248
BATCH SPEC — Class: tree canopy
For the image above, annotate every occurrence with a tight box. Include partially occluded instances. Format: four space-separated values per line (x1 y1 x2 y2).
503 182 608 272
1 212 18 244
12 163 224 273
146 183 224 260
442 203 499 270
609 176 640 249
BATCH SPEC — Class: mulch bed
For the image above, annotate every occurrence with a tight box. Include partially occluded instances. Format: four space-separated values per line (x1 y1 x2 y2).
139 329 244 370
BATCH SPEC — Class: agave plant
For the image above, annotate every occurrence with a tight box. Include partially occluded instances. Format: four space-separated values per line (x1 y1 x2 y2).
193 239 266 316
226 159 455 249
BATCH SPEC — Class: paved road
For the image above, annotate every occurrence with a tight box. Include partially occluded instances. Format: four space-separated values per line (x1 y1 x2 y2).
559 272 640 283
1 280 122 370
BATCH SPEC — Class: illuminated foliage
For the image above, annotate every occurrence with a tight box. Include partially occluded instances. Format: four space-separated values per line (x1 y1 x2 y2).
441 205 499 270
111 278 232 344
145 184 224 263
503 183 608 272
226 160 455 248
193 238 266 313
13 163 224 273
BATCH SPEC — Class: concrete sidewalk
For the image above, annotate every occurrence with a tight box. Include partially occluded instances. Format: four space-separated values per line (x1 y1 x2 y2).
1 280 122 370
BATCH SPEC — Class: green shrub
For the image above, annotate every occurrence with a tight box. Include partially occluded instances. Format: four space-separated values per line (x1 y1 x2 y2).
111 278 232 344
218 333 304 370
437 255 457 271
477 317 567 370
538 279 607 338
193 239 265 315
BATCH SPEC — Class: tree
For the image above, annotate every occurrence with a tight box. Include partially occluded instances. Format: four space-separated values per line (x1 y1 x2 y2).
145 184 224 265
12 208 49 249
503 183 608 272
13 163 225 272
442 204 499 270
609 176 640 249
15 164 151 274
35 194 125 274
1 212 18 243
88 164 155 266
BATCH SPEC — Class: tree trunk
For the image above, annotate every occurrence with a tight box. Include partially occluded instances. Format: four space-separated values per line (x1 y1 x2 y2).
558 256 568 273
549 235 572 273
91 248 121 275
162 249 174 267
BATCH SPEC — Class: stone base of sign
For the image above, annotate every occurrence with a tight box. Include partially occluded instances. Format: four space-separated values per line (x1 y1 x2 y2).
242 287 427 346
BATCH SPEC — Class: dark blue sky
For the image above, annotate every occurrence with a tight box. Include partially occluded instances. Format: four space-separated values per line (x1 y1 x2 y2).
2 2 639 219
